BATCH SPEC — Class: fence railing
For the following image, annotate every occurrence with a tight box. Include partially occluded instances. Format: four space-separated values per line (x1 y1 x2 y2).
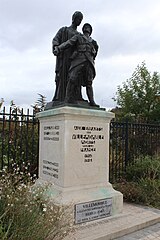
0 108 160 182
109 119 160 182
0 107 39 175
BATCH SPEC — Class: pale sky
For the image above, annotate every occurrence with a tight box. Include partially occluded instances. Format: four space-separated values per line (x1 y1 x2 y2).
1 0 160 110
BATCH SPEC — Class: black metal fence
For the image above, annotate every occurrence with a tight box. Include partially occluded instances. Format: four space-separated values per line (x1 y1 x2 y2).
0 107 39 175
109 119 160 182
0 108 160 182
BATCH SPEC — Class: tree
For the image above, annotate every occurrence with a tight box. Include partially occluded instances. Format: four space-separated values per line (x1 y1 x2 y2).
113 62 160 122
0 98 4 110
31 93 46 113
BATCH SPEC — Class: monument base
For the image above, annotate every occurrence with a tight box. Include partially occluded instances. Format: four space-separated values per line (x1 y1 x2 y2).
37 179 122 221
36 106 123 224
45 100 105 111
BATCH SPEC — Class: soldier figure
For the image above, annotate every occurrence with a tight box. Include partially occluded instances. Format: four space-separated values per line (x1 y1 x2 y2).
54 23 99 107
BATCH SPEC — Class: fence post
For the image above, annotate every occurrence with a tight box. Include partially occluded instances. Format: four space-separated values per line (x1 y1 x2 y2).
125 118 129 169
1 107 5 170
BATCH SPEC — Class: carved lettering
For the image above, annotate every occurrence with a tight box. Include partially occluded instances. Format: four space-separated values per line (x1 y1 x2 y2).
72 125 105 163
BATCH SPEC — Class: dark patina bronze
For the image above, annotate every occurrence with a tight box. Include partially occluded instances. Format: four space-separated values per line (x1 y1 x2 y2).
45 12 100 110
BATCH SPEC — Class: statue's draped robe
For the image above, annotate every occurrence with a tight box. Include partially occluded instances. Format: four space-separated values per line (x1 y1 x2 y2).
52 26 79 102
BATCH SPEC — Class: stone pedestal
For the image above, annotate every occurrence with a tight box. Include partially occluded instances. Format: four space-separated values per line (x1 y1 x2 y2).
36 106 123 223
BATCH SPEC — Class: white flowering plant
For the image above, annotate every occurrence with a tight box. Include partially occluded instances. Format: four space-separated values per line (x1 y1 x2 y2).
0 164 73 240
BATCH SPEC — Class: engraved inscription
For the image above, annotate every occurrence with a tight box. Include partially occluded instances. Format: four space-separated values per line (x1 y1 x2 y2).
43 125 60 141
72 125 105 163
75 198 112 224
42 160 59 179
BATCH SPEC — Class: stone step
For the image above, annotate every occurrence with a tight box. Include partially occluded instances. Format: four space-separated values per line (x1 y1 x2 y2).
65 203 160 240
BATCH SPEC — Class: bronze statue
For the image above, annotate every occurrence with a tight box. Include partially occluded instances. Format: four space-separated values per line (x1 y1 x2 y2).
52 11 83 103
54 23 99 107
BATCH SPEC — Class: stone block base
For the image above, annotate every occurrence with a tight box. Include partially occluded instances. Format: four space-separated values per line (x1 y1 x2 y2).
36 106 123 224
36 179 123 223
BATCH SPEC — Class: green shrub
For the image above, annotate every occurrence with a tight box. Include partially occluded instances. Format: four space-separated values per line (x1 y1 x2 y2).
114 180 146 204
125 155 160 181
114 155 160 209
0 165 73 240
138 178 160 208
114 178 160 208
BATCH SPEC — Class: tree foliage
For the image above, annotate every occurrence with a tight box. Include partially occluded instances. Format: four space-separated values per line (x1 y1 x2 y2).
0 98 4 110
31 93 46 113
113 62 160 122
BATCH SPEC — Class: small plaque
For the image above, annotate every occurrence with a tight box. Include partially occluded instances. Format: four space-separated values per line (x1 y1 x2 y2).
75 198 112 224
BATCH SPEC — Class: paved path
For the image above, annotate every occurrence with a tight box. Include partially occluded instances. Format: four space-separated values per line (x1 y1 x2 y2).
115 222 160 240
